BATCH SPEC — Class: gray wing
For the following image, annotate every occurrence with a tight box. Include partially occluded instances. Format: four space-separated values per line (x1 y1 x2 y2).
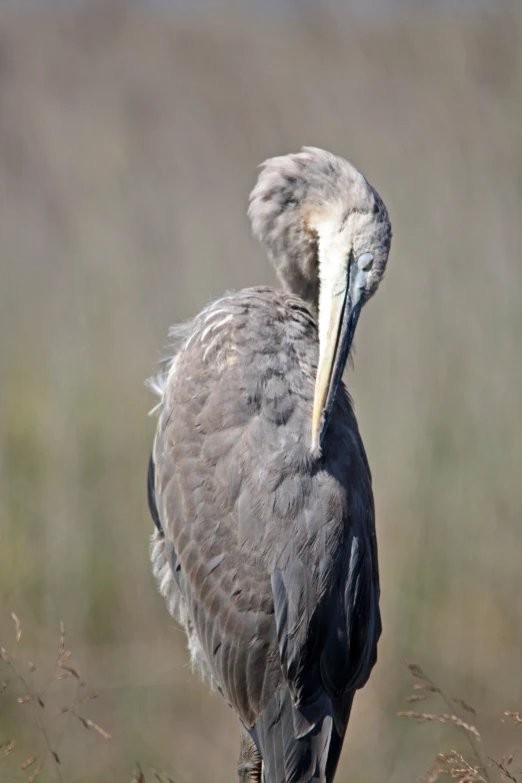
149 289 380 782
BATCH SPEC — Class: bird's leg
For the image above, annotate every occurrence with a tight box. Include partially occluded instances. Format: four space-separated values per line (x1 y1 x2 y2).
237 726 262 783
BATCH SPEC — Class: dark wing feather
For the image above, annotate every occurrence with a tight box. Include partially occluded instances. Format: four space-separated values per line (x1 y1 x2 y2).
147 454 162 532
319 531 381 699
251 686 333 783
149 289 381 782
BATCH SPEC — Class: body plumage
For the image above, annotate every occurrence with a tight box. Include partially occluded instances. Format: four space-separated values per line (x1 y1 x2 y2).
148 148 391 783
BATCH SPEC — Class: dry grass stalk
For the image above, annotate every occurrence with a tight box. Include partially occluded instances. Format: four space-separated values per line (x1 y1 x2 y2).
397 710 482 740
503 714 522 725
21 753 39 770
418 750 489 783
63 710 112 741
132 763 146 783
11 613 22 644
453 699 478 717
26 760 43 783
1 739 15 756
0 613 111 782
400 661 522 783
488 757 518 783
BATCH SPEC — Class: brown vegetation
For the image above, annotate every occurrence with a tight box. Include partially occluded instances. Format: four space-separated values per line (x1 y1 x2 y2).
399 661 522 783
1 614 110 782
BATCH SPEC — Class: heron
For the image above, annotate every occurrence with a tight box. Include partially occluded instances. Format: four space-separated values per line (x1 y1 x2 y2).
147 147 392 783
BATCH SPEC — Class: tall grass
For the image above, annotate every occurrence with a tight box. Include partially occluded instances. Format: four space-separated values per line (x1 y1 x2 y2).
0 3 521 780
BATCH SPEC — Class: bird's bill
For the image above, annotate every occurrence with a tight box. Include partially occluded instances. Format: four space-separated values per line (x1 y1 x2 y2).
311 273 363 457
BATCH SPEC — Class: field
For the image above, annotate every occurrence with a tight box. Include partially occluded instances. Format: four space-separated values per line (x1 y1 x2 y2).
0 3 521 781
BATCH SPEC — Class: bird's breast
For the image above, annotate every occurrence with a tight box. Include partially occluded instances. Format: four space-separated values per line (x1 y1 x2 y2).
155 288 363 561
160 287 320 436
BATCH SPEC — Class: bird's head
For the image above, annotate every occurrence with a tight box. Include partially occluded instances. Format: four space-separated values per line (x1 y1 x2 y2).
249 147 392 456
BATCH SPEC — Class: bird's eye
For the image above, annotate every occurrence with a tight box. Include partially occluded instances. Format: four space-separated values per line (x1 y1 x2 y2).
357 252 374 272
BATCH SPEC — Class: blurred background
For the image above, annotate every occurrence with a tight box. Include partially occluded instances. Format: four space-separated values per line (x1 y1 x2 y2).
0 1 521 781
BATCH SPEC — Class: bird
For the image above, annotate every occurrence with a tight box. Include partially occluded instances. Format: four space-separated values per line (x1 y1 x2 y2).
147 147 392 783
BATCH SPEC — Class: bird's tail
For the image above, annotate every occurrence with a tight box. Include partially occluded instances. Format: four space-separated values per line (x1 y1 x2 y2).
249 687 354 783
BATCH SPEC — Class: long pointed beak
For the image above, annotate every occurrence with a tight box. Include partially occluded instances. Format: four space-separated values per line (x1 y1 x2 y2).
311 267 363 457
